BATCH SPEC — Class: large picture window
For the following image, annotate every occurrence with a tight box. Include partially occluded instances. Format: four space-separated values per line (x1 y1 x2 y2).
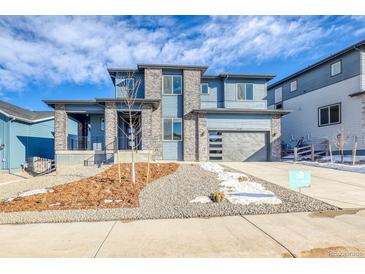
318 103 341 126
163 75 182 95
236 83 254 100
163 118 182 141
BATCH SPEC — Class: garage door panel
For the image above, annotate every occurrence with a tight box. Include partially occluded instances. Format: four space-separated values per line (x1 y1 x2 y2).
209 131 268 162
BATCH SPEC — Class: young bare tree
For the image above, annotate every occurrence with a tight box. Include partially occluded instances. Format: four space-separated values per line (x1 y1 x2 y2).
333 130 350 163
116 71 142 183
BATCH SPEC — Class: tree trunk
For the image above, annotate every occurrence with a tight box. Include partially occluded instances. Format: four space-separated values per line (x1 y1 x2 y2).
129 113 136 184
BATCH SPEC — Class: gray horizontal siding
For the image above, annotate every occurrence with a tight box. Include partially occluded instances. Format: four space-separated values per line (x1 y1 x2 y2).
201 101 222 109
163 141 182 160
200 78 224 109
361 50 365 90
162 95 183 117
224 100 266 109
65 104 104 113
206 113 272 131
268 49 361 106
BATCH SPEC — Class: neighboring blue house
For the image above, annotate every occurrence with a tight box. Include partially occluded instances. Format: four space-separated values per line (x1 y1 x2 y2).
0 100 77 172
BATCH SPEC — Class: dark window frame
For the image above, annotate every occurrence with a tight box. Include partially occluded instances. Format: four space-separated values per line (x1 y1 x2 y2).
163 75 182 95
163 118 182 141
318 102 341 127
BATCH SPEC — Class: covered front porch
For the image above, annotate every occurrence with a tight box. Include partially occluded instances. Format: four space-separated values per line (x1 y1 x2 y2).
67 111 142 152
44 98 160 168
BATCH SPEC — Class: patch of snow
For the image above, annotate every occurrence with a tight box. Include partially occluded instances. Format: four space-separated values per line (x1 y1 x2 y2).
189 196 212 203
199 163 282 205
104 199 113 204
200 162 224 173
321 155 365 163
18 188 54 198
301 161 365 174
4 197 14 203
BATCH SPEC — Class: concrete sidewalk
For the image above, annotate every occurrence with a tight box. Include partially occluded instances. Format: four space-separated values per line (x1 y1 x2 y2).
0 211 364 258
223 162 365 208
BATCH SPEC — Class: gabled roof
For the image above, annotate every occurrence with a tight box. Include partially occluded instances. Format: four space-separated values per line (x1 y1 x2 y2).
0 100 54 123
268 39 365 90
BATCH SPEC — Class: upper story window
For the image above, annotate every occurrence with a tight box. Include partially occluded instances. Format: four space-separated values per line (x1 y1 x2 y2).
163 118 182 141
236 83 254 101
331 60 342 76
290 80 297 92
318 103 341 127
201 83 209 94
163 75 182 95
274 87 282 103
119 78 135 96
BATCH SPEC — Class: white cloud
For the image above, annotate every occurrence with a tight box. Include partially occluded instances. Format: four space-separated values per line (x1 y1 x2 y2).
0 16 364 93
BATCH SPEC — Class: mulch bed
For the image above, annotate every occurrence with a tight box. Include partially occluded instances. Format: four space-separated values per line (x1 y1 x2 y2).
0 163 178 213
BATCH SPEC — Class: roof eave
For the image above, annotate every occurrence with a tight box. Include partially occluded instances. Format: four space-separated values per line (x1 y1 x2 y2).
0 109 53 123
268 39 365 89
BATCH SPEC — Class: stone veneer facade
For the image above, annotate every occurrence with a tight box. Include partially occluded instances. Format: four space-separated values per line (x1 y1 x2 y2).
197 113 208 161
141 105 153 150
144 68 163 160
271 114 282 161
104 102 117 153
183 69 201 161
54 104 68 151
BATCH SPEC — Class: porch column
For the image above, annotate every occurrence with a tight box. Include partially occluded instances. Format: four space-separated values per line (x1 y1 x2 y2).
271 114 282 161
144 68 163 160
183 69 201 161
104 102 117 153
141 105 153 150
54 104 68 151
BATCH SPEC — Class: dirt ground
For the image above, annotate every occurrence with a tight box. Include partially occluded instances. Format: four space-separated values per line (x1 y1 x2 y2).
300 246 365 258
0 163 178 213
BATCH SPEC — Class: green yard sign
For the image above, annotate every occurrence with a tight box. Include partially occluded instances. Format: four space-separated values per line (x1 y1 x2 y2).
289 170 311 189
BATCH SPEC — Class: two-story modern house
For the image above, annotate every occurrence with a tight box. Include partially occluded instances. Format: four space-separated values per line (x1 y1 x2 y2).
44 64 288 169
267 40 365 155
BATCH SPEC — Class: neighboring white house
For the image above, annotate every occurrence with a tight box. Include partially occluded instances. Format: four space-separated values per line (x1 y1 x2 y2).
267 40 365 155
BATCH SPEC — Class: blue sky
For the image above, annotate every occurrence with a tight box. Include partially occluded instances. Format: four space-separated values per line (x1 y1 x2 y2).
1 15 365 110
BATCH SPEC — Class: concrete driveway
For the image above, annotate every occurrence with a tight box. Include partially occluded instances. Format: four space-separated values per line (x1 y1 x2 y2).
0 211 364 258
223 162 365 208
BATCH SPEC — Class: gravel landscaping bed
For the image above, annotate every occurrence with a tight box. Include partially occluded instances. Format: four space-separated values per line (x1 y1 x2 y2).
0 163 338 224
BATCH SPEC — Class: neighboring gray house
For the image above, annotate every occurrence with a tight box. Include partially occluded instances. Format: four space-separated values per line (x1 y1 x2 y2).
44 64 288 168
267 40 365 155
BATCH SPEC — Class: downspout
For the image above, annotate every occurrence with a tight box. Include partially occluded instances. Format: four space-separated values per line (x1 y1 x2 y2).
8 117 15 174
223 75 229 108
